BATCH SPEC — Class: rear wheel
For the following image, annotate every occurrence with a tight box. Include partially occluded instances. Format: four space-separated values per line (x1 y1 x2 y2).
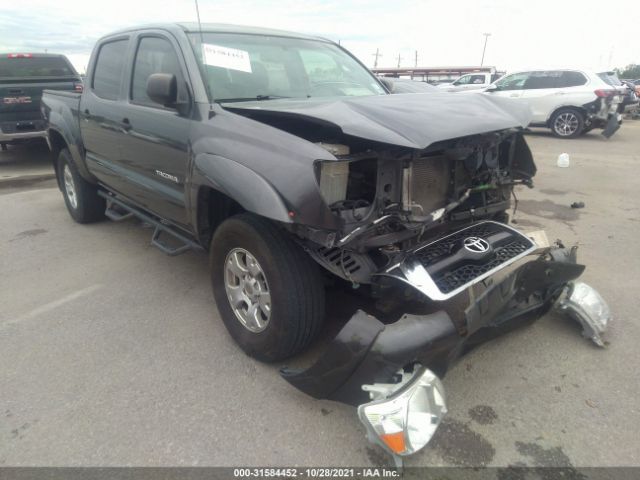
57 148 105 223
210 213 325 362
550 108 584 138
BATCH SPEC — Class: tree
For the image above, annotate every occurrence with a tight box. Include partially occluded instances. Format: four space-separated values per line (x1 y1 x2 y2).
615 64 640 79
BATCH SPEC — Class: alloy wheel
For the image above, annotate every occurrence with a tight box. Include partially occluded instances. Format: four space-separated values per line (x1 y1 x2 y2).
224 247 272 333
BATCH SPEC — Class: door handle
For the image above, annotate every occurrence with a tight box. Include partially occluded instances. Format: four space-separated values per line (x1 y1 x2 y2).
509 93 520 97
120 118 131 132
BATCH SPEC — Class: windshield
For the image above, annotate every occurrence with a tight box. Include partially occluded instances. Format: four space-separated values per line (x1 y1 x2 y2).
188 33 386 102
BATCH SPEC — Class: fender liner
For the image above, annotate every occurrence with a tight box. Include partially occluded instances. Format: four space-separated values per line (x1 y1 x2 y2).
193 153 292 224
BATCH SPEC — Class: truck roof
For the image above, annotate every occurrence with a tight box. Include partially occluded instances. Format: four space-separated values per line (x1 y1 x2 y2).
104 22 330 43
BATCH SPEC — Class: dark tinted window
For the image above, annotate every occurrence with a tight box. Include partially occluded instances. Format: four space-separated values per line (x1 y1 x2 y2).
92 40 128 100
131 36 186 106
558 71 587 87
523 71 561 89
0 56 76 78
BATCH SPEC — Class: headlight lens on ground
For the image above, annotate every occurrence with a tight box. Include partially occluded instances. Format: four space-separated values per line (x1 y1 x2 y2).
357 367 447 456
556 281 611 347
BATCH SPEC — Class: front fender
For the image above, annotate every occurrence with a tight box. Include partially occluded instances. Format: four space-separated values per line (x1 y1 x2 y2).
193 153 292 224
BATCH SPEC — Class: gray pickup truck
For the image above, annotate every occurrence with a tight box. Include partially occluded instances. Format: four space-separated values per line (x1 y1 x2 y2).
42 23 609 463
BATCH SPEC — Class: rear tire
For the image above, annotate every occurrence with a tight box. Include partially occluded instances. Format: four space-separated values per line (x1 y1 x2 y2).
57 148 105 223
210 213 325 362
550 108 584 138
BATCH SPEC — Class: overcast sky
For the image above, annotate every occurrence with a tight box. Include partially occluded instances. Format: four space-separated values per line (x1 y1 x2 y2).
0 0 636 75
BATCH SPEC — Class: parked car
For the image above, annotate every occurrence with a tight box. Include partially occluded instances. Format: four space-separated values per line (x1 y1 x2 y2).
0 53 82 151
436 71 503 92
42 23 609 463
380 77 438 93
473 69 623 138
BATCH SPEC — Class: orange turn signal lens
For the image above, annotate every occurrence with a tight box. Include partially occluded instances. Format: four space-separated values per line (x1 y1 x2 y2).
380 432 406 454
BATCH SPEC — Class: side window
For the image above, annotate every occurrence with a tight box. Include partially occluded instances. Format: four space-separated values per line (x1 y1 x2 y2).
470 75 486 84
454 75 471 85
558 71 587 87
93 40 128 100
495 72 530 91
131 36 186 107
523 71 561 90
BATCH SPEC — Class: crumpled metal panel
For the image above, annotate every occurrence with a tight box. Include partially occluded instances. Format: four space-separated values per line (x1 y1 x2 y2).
224 92 533 149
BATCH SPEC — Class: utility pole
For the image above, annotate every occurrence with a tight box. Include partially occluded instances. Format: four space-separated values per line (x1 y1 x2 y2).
415 50 418 67
397 53 402 68
372 48 382 68
480 33 491 67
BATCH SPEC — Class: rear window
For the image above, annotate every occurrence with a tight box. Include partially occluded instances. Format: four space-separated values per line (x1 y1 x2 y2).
0 56 75 78
92 40 128 100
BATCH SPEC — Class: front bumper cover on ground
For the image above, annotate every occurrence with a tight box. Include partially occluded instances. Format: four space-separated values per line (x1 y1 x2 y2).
281 248 590 407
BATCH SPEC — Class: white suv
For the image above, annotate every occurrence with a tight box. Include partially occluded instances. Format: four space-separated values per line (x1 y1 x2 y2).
477 69 623 138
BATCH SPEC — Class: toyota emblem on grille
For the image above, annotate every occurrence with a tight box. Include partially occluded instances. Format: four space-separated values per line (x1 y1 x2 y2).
463 236 490 253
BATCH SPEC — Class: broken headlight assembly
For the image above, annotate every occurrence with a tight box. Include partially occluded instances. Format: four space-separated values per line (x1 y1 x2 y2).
555 281 611 347
357 366 447 461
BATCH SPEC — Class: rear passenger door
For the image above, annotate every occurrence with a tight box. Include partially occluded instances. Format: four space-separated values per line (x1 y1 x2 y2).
117 32 192 227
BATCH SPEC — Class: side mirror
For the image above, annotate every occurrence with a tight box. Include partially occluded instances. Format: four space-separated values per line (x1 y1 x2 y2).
146 73 177 107
485 84 498 92
379 77 395 93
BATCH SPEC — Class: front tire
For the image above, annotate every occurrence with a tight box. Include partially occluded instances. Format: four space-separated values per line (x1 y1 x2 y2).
550 108 584 138
210 213 325 362
57 148 105 223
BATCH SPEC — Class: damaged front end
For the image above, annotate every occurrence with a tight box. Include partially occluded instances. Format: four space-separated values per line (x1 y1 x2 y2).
281 241 610 464
231 98 611 462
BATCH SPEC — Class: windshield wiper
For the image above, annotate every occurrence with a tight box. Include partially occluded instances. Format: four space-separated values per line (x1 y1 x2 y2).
216 94 291 103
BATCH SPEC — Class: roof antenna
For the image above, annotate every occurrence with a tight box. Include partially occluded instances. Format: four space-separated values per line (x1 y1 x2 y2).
194 0 214 107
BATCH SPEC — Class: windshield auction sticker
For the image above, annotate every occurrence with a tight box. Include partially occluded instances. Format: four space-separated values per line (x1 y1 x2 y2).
202 44 252 73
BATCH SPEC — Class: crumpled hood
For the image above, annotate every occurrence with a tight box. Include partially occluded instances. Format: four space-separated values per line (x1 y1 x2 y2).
223 92 532 149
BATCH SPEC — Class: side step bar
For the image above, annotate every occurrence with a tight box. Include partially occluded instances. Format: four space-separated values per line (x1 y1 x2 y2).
98 191 204 256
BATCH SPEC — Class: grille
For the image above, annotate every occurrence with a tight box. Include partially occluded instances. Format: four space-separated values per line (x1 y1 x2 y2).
409 156 450 214
434 240 531 293
415 223 500 267
411 221 536 296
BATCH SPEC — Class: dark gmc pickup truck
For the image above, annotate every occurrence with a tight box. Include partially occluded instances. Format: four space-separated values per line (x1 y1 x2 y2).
42 23 610 463
0 53 82 150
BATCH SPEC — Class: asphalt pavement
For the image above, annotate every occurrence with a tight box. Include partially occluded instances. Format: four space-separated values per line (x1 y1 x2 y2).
1 123 639 468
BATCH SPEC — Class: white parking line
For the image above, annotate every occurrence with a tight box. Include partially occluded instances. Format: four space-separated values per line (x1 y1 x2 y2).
1 284 102 330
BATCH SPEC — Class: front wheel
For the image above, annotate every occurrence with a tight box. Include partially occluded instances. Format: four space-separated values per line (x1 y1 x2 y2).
550 108 584 138
210 213 325 362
